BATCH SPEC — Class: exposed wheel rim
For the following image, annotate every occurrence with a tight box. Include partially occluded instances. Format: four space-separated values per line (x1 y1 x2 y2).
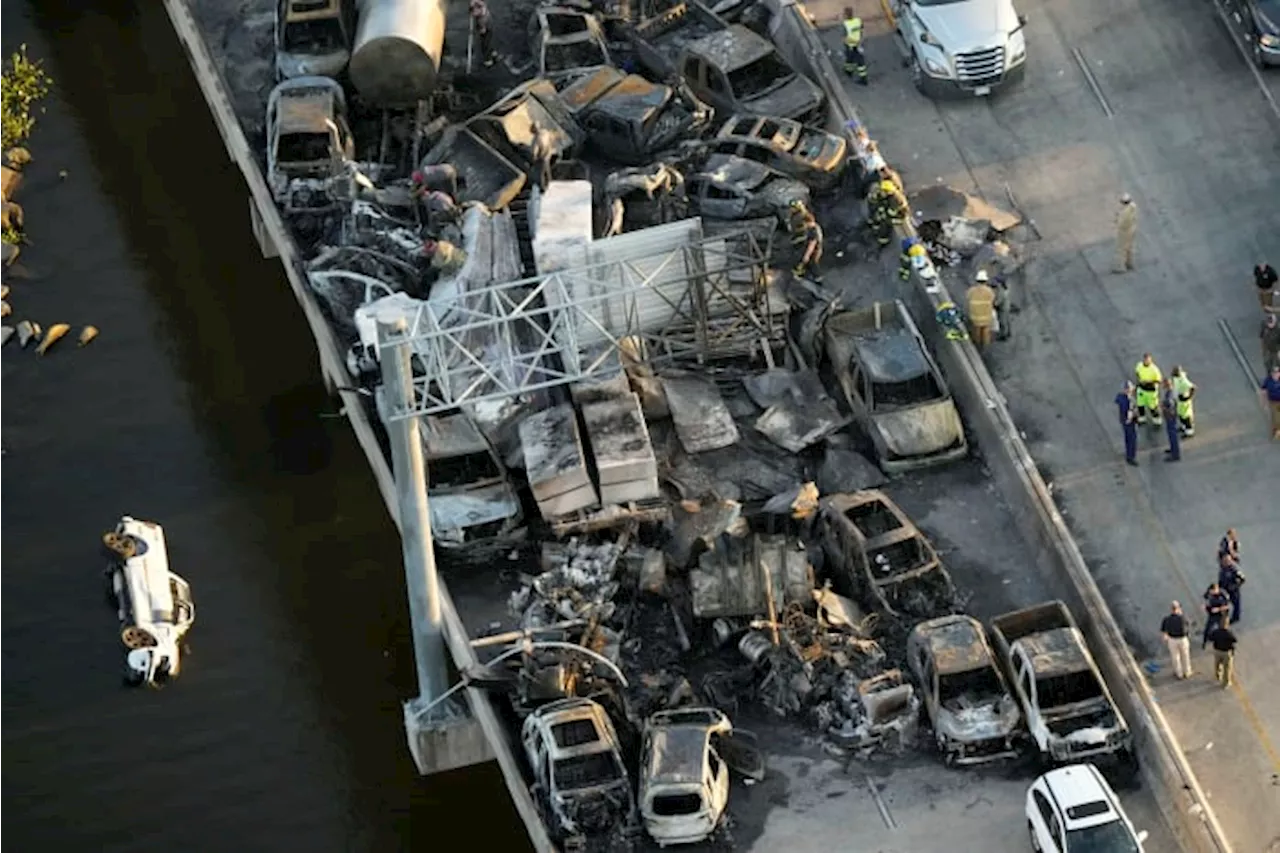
121 625 157 649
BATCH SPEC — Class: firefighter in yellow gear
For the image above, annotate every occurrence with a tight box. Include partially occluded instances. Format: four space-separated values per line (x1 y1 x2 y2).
1170 365 1196 436
793 219 824 281
787 198 814 243
842 8 869 85
867 179 907 247
1134 353 1163 425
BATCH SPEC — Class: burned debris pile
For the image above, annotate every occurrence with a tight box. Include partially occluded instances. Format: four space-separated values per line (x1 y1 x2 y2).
246 0 1040 845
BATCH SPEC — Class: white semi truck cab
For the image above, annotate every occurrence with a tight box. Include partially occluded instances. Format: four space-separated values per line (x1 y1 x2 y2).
102 516 195 687
892 0 1028 97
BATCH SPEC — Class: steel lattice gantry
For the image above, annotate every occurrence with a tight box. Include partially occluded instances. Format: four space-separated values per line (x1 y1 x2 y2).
377 225 783 422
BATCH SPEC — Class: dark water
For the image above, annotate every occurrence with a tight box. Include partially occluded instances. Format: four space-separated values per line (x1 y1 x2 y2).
1 2 526 850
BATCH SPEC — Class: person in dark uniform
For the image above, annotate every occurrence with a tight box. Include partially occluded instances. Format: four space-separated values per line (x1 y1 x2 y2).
1207 622 1238 688
1202 582 1231 649
1161 378 1181 461
1217 553 1246 625
1115 380 1138 467
1255 262 1278 312
1160 601 1192 679
1218 528 1241 563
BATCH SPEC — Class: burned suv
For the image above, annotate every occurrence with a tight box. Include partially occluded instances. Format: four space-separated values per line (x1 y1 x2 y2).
819 490 956 618
266 76 355 215
521 697 637 844
907 615 1022 765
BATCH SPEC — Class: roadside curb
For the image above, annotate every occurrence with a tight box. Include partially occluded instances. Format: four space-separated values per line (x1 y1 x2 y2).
769 4 1234 851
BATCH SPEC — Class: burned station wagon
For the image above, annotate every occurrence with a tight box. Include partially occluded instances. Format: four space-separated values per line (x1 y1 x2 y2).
522 697 637 844
907 615 1022 765
708 114 847 190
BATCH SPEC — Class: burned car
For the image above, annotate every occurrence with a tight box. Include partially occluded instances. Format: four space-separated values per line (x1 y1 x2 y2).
907 615 1022 765
823 300 968 473
266 76 355 215
522 697 638 844
529 5 612 78
639 707 762 846
819 490 956 617
559 66 705 165
686 153 809 221
707 114 847 190
274 0 351 80
679 26 825 122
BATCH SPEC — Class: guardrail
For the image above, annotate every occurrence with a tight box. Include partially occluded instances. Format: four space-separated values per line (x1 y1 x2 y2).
160 2 555 849
768 3 1233 851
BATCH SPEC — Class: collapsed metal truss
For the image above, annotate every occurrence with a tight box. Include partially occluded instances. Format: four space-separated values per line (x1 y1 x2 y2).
378 228 782 421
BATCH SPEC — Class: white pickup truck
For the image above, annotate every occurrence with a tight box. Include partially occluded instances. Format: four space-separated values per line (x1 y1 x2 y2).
892 0 1029 97
102 517 195 687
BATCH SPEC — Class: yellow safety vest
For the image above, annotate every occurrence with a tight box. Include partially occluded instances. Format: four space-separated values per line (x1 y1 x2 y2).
844 17 863 47
1134 361 1161 391
1172 374 1195 415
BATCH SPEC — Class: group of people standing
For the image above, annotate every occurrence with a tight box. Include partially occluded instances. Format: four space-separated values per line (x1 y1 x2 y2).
1114 354 1197 465
1160 530 1245 688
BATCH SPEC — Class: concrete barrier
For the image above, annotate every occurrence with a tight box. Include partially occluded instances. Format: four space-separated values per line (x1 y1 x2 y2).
769 4 1232 851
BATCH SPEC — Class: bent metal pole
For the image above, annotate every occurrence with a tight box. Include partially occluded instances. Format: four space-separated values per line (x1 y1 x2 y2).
378 316 450 703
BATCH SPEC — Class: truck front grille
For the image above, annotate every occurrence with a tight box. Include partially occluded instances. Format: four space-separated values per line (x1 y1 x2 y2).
954 47 1005 87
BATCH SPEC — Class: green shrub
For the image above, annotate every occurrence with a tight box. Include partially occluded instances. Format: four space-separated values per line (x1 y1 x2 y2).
2 45 52 153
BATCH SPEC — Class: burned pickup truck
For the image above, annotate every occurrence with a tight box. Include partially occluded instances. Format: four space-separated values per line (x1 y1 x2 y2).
989 602 1133 766
628 3 824 121
907 615 1022 765
529 5 611 79
819 490 956 618
823 300 968 474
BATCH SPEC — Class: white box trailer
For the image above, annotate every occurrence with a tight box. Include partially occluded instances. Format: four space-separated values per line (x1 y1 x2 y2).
102 516 195 687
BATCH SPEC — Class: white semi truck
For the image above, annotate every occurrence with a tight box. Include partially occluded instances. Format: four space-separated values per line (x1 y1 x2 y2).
102 516 195 687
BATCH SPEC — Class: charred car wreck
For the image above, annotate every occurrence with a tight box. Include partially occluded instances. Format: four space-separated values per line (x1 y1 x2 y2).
242 0 1076 846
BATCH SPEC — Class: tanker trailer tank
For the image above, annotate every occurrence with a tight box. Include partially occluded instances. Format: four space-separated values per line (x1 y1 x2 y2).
349 0 447 107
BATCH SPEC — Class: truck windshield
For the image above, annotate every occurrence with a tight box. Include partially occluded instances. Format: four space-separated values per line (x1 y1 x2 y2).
1035 671 1102 707
282 18 345 53
870 372 943 409
939 667 1001 704
728 54 793 99
1065 819 1140 853
278 132 332 163
555 752 623 790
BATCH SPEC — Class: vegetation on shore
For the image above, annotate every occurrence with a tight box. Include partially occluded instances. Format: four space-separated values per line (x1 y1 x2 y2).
2 45 52 246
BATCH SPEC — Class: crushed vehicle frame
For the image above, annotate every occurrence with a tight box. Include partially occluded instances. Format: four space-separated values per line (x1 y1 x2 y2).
990 601 1134 766
528 6 612 79
686 153 809 221
274 0 352 81
521 696 639 844
265 75 356 215
907 615 1022 765
819 490 957 618
706 114 848 190
823 300 968 474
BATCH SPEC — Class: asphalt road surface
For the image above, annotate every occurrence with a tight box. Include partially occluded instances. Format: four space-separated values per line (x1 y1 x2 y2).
818 0 1280 847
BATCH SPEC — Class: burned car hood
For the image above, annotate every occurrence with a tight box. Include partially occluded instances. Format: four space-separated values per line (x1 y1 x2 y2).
741 75 825 121
936 694 1021 742
871 400 964 459
556 782 635 834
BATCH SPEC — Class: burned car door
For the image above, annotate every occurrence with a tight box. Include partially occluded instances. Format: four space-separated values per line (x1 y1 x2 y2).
711 729 765 781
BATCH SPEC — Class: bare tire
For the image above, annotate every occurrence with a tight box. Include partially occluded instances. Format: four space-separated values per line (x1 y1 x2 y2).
103 531 136 559
121 625 157 649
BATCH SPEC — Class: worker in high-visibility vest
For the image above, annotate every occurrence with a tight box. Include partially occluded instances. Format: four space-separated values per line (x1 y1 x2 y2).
1134 352 1163 425
842 8 869 85
1170 365 1196 437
